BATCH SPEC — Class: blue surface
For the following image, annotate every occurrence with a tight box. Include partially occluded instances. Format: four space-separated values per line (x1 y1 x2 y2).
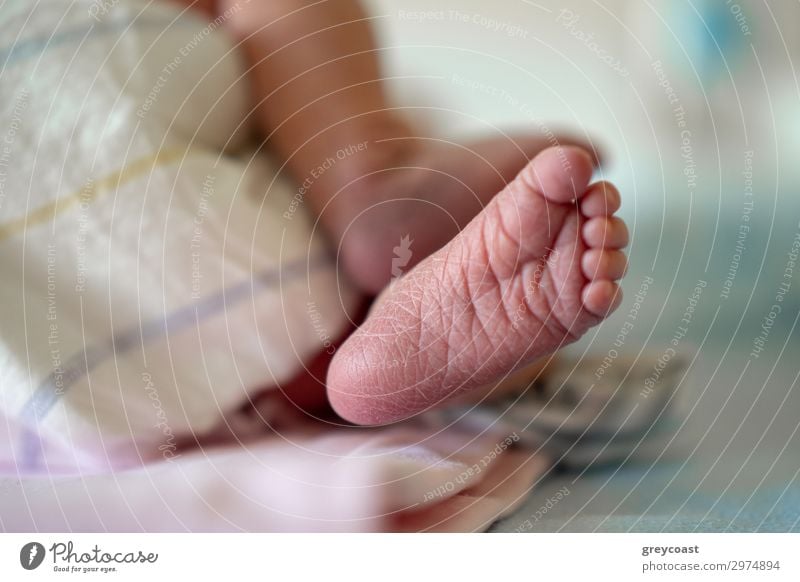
493 204 800 532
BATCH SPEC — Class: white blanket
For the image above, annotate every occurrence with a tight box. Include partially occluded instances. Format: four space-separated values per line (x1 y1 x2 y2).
0 0 361 466
0 0 549 531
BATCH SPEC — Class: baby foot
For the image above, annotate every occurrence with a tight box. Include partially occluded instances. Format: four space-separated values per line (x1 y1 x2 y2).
327 146 627 425
332 133 599 293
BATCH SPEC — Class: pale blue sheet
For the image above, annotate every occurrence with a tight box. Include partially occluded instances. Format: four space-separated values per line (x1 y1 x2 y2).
494 195 800 532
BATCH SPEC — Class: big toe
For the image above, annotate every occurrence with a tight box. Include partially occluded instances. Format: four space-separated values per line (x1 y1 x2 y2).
520 145 595 204
479 145 596 280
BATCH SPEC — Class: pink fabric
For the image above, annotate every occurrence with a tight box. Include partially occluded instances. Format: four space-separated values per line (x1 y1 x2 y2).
0 407 549 532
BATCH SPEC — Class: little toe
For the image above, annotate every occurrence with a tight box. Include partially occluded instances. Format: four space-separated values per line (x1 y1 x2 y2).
582 216 629 249
581 249 628 281
582 280 623 317
580 181 621 217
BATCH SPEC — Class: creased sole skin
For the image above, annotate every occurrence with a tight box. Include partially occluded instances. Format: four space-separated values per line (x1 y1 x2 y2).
327 147 627 425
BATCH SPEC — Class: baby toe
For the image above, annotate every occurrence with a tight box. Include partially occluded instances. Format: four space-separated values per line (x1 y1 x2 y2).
582 216 629 249
582 280 623 317
581 249 628 281
580 181 621 217
521 146 595 204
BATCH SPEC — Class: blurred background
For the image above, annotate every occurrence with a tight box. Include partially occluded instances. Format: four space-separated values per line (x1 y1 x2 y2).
364 0 800 531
